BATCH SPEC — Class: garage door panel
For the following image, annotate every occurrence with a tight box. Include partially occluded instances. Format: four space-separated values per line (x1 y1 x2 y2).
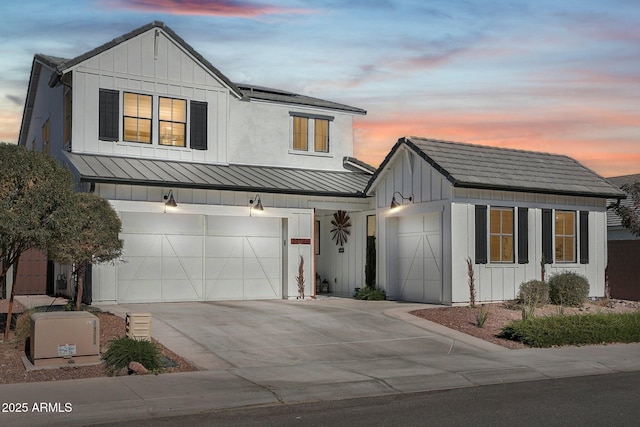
396 214 443 304
400 280 423 301
119 256 163 281
218 258 244 280
206 280 243 300
206 236 243 258
244 279 279 298
163 235 203 258
118 279 161 302
245 237 280 258
161 279 202 301
121 234 162 257
117 213 282 303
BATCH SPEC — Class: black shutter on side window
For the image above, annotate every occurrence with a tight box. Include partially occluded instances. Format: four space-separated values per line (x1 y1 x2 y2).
190 101 207 150
99 89 119 141
475 205 487 264
580 211 589 264
518 208 529 264
542 209 553 264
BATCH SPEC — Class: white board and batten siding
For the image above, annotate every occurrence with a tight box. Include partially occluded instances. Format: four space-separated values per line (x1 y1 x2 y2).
451 188 609 304
69 29 230 163
374 147 453 304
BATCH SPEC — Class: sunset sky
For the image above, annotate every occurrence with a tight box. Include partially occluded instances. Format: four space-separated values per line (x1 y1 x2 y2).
1 0 638 177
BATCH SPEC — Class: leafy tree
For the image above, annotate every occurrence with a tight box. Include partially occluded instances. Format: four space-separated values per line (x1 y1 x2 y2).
611 182 640 237
48 192 123 310
0 143 74 339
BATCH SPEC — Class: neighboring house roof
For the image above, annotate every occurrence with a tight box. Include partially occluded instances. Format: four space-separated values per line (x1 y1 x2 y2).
236 84 366 115
64 152 370 198
365 136 627 199
606 174 640 228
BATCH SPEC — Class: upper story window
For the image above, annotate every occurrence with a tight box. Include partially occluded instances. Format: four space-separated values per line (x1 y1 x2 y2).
554 210 576 263
99 89 207 150
314 119 329 152
490 207 514 263
293 116 308 150
159 97 186 147
290 112 333 154
123 92 152 143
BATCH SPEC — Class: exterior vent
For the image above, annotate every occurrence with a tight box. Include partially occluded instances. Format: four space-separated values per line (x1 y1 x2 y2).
126 313 152 340
29 311 100 367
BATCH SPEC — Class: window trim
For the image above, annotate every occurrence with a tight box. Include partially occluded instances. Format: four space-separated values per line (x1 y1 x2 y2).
290 112 334 154
42 118 50 155
489 206 515 264
123 91 153 144
158 96 187 147
554 210 576 263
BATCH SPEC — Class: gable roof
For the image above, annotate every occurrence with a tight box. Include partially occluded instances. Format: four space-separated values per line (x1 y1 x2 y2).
366 136 626 199
63 152 370 198
44 21 243 97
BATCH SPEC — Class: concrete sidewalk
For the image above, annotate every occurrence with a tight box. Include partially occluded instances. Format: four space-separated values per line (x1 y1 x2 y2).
1 299 640 426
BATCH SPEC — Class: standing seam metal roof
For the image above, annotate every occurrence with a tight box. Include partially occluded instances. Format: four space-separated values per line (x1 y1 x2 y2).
63 152 370 198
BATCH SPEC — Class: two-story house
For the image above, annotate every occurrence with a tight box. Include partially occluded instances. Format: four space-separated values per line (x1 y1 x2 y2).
18 21 374 303
18 21 625 306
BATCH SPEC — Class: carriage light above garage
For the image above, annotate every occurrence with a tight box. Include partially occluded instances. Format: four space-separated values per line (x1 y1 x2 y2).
163 190 177 212
249 194 264 216
390 191 412 210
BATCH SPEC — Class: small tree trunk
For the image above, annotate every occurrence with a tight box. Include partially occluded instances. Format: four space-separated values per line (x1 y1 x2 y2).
75 265 85 311
3 256 20 341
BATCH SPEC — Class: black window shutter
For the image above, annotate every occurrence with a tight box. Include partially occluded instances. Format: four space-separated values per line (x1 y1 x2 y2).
475 205 487 264
99 89 119 141
190 101 207 150
580 211 589 264
542 209 553 264
518 207 529 264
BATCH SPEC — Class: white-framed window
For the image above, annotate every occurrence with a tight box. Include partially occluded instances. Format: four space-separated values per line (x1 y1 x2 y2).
290 112 332 153
554 210 576 263
490 207 514 263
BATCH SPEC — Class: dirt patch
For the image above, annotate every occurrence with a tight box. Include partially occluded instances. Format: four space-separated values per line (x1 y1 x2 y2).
410 299 640 350
0 309 198 385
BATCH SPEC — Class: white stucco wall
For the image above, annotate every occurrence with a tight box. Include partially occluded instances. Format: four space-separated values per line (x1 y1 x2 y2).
228 100 356 171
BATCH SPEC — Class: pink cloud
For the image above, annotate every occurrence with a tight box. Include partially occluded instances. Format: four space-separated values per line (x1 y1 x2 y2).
100 0 315 17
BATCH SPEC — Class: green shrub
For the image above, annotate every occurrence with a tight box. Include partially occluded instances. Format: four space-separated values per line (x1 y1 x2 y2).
519 280 549 306
102 336 163 375
355 287 386 301
519 280 549 320
548 272 589 307
499 311 640 347
13 307 49 346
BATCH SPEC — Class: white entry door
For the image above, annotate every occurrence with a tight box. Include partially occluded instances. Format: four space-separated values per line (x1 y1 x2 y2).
116 212 282 303
396 212 442 303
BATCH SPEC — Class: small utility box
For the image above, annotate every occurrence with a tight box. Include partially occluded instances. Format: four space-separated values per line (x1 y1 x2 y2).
30 311 100 367
126 313 152 340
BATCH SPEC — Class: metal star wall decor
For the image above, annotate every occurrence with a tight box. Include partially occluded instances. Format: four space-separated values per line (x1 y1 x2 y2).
330 210 351 247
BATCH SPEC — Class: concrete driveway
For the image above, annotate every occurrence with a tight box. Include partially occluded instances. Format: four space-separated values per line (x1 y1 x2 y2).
111 297 501 372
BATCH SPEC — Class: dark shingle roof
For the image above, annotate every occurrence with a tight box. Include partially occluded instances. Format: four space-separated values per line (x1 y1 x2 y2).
366 137 626 199
236 84 366 115
64 152 370 198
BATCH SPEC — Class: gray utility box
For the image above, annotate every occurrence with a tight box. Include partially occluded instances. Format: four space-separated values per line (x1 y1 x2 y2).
30 311 100 367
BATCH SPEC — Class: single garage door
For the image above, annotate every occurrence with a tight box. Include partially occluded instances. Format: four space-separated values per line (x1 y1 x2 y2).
117 212 282 303
396 212 442 303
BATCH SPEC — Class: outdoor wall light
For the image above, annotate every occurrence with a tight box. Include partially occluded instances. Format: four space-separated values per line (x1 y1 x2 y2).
163 190 177 212
390 191 412 209
249 194 264 216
